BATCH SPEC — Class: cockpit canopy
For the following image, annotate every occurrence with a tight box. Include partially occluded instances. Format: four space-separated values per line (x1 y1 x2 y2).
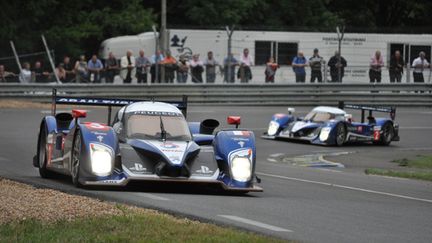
304 106 346 123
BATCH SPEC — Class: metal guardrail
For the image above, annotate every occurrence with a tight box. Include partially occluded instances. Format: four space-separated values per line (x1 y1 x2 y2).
0 83 431 106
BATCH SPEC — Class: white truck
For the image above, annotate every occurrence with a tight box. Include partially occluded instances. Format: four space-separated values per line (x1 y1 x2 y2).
99 29 432 83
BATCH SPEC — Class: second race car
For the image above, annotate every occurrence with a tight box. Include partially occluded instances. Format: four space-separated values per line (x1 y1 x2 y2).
262 102 399 146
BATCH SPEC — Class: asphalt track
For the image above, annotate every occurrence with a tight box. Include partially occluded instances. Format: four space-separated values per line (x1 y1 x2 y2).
1 105 432 243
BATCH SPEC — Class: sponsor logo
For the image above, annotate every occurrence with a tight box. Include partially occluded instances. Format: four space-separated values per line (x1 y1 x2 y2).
169 156 181 164
133 111 180 116
232 137 250 142
238 141 245 147
129 163 147 172
96 135 104 142
195 166 214 175
160 142 179 149
232 131 250 136
374 130 380 141
84 122 110 131
57 98 132 105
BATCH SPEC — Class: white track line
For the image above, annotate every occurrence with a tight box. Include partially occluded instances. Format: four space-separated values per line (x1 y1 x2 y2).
257 172 432 204
137 193 170 201
218 215 292 232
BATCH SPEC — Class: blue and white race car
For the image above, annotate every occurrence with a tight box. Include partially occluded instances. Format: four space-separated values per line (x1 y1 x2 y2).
262 102 399 146
33 89 262 192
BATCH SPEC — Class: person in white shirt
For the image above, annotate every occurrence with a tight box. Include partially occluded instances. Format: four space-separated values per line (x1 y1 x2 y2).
189 54 204 83
120 50 136 83
412 51 430 83
19 62 32 83
238 48 253 83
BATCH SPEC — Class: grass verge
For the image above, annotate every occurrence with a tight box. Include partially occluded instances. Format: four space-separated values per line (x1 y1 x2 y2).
0 207 285 243
365 155 432 181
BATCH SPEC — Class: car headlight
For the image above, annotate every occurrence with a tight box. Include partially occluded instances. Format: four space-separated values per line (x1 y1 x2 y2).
319 127 331 141
229 149 253 182
267 121 280 136
90 143 113 176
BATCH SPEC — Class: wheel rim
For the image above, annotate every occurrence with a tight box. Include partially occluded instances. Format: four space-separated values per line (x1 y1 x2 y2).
336 125 345 145
72 133 81 179
39 132 46 169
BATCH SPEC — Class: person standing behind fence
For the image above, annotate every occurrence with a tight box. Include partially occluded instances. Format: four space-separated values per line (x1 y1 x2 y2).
265 57 279 83
55 63 66 82
328 51 347 82
74 55 88 83
63 56 74 83
150 50 164 83
105 52 119 83
292 51 308 83
389 50 404 83
204 51 219 83
176 55 189 83
238 48 253 83
19 62 32 83
120 50 136 84
0 65 16 82
33 61 50 83
412 51 430 83
223 53 238 83
369 50 384 83
189 54 204 83
309 48 324 83
135 50 150 84
160 51 177 83
87 55 103 83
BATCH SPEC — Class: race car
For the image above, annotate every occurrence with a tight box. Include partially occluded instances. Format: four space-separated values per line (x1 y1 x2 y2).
33 89 262 192
262 101 399 146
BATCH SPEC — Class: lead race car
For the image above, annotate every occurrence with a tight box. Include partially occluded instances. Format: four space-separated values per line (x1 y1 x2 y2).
262 101 400 146
34 89 262 192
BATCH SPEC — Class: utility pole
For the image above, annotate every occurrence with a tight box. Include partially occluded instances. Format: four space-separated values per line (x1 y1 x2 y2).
336 25 345 83
42 35 61 84
9 41 22 73
225 25 235 83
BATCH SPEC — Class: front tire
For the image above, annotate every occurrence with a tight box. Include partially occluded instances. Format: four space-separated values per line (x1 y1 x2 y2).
38 125 55 178
335 123 346 146
71 130 83 187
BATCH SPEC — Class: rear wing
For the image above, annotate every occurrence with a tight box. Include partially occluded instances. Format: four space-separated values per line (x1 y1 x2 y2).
338 101 396 123
51 89 188 124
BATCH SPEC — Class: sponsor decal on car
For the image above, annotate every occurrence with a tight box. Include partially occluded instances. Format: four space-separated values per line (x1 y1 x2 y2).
195 166 214 175
133 111 180 116
160 142 179 149
83 122 110 131
129 163 148 173
232 131 250 136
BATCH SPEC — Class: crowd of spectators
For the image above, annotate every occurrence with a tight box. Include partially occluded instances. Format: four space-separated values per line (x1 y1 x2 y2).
0 49 430 84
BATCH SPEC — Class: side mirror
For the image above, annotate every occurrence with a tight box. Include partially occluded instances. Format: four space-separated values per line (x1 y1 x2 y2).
72 109 87 119
227 116 241 128
287 107 295 115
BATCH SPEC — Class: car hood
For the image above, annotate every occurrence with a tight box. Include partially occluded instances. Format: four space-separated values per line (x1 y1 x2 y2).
289 121 321 133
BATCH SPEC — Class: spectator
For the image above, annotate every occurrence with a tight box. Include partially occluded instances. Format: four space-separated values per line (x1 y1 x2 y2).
309 48 324 83
189 54 204 83
389 50 404 83
150 50 164 83
204 51 219 83
120 50 136 83
265 57 279 83
160 50 177 83
63 56 74 82
369 50 384 83
55 63 66 82
105 52 119 83
328 51 347 82
135 50 150 84
176 55 189 83
19 62 32 83
0 65 16 82
223 53 238 83
74 55 88 83
412 51 430 83
238 48 253 83
33 61 50 83
292 51 308 83
87 54 103 83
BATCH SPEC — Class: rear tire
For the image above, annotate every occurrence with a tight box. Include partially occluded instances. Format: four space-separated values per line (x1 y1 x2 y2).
71 130 83 187
335 123 346 146
377 122 394 146
38 125 55 178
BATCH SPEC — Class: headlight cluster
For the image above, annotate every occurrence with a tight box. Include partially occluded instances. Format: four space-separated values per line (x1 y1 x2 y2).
267 121 280 136
229 149 253 182
90 143 113 176
319 127 331 141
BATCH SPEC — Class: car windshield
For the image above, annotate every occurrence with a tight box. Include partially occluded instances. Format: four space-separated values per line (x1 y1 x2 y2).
304 111 337 122
126 114 192 141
